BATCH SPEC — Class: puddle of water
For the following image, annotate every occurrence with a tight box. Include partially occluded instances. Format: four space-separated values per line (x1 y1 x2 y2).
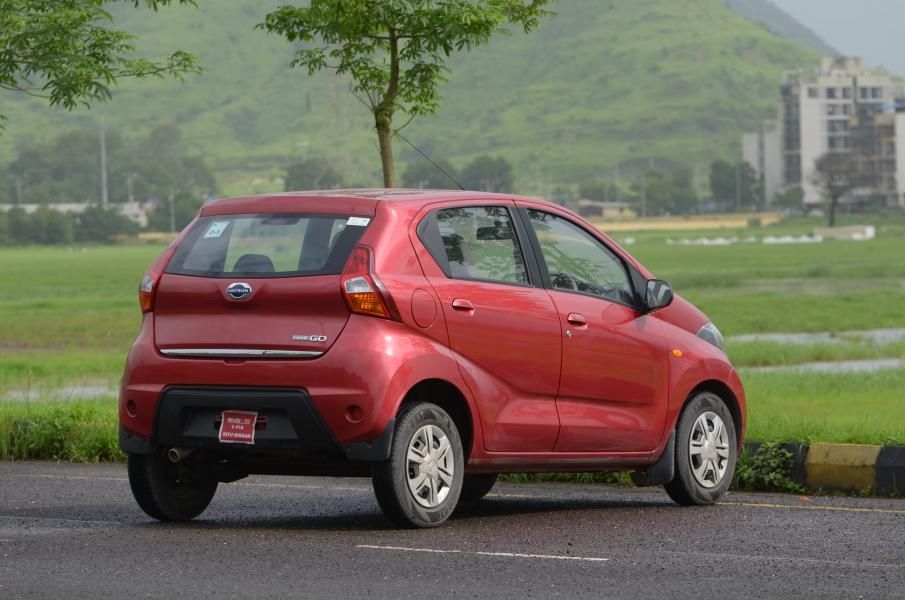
4 383 116 402
744 358 905 374
728 328 905 346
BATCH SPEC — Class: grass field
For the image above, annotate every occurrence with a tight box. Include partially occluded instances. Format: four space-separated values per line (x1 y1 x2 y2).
1 213 905 460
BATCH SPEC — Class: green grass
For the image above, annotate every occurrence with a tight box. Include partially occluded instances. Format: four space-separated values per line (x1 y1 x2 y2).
727 340 905 368
740 369 905 445
0 399 122 461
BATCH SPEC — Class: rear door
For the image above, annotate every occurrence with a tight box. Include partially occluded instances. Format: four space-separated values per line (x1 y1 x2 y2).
155 213 368 357
416 203 562 452
519 207 670 453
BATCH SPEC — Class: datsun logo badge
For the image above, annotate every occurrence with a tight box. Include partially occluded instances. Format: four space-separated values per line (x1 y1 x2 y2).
226 282 252 300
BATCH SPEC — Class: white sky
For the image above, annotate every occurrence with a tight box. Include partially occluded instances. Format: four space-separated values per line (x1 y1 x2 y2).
769 0 905 77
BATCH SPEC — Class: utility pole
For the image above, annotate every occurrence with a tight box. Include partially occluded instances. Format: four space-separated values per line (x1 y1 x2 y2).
639 173 647 218
735 163 741 213
100 115 109 209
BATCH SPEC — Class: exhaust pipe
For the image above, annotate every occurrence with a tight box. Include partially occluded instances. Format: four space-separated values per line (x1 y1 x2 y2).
168 447 196 463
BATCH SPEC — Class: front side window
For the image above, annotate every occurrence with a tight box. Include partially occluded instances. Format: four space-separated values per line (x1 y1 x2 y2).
418 206 529 285
167 214 368 277
527 209 634 304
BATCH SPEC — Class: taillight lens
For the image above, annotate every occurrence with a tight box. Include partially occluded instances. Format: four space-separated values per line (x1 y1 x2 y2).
341 246 397 319
139 273 156 313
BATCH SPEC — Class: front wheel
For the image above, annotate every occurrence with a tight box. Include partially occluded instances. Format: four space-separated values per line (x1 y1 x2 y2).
664 391 737 506
127 452 218 521
372 402 464 528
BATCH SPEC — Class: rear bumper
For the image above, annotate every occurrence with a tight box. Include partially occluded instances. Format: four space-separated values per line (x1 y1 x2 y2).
120 385 395 462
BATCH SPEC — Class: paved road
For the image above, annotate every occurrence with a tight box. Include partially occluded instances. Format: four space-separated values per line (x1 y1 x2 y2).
1 461 903 599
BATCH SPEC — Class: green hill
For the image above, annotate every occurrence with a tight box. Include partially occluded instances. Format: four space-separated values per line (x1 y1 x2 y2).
0 0 819 196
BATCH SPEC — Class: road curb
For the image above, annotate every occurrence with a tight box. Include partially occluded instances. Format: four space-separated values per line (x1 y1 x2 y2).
743 442 905 496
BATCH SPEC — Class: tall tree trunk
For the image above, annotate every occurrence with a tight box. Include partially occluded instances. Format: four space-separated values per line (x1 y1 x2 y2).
828 195 838 227
376 113 395 188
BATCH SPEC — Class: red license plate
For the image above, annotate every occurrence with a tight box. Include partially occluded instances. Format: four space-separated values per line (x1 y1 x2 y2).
218 410 258 444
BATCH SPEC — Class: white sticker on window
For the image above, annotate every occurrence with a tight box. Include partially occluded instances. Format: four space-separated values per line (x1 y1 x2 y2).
346 217 371 227
204 221 229 238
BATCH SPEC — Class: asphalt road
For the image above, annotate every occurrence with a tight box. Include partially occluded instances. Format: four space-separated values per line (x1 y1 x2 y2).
1 461 903 599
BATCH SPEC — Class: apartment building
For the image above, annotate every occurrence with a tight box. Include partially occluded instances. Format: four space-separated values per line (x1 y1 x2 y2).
745 57 905 208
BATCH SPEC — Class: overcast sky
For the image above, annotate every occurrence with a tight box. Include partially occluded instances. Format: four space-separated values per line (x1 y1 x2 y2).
769 0 905 77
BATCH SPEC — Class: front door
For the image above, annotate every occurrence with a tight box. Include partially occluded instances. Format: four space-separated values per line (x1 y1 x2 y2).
522 208 670 453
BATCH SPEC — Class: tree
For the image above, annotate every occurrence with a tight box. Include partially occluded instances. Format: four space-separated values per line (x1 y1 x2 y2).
6 124 216 205
260 0 554 187
401 158 459 189
145 192 202 232
0 1 199 127
811 152 863 227
460 155 514 193
773 186 804 211
709 160 758 212
579 179 623 203
284 158 343 190
75 205 138 241
630 169 698 216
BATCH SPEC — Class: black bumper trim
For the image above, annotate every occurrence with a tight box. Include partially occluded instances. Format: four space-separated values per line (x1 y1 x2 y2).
154 386 338 454
120 425 156 454
342 418 395 462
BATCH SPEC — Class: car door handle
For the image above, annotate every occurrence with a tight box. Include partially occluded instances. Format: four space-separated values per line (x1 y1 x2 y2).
567 313 587 326
451 298 475 311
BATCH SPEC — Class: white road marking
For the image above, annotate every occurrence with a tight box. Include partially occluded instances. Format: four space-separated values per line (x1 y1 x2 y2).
357 544 609 562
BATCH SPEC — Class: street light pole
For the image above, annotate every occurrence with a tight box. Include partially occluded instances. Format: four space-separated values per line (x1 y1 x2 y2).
100 115 109 209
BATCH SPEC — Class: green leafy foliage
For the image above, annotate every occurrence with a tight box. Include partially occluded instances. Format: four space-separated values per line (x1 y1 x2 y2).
733 442 803 493
401 157 459 189
284 158 344 191
0 2 820 192
460 154 514 192
0 0 199 125
259 0 555 186
709 160 759 211
5 124 216 206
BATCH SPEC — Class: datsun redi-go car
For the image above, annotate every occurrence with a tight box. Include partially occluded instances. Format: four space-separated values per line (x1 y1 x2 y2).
120 189 746 528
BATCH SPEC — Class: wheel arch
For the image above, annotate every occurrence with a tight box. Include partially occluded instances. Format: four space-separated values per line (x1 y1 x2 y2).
682 379 744 451
398 378 477 460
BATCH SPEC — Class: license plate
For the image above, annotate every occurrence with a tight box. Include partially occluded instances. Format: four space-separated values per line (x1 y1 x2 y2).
218 410 258 444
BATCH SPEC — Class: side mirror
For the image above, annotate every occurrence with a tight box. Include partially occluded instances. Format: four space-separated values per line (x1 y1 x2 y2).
644 279 673 312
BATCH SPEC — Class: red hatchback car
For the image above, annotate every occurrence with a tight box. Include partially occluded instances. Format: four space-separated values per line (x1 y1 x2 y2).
120 189 745 527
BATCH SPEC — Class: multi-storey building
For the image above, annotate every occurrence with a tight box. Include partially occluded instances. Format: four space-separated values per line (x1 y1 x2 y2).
745 57 905 208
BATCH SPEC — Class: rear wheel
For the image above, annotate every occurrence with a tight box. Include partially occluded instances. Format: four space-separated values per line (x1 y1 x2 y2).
127 452 218 521
372 402 464 528
459 474 499 503
664 391 737 506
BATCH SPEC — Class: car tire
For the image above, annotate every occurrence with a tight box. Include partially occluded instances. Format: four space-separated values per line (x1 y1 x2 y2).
459 474 499 503
127 452 218 521
664 391 737 506
372 402 464 528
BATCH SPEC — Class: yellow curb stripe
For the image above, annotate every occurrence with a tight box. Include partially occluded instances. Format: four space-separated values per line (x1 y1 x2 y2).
805 443 882 491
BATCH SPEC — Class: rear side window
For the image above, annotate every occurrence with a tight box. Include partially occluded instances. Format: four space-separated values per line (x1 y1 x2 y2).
167 214 369 277
418 206 529 285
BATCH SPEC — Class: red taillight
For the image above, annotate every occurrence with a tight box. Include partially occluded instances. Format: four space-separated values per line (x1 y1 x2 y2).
139 273 157 313
341 246 397 319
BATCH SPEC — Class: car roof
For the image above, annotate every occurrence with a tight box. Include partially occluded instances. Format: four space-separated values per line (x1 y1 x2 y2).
199 189 559 216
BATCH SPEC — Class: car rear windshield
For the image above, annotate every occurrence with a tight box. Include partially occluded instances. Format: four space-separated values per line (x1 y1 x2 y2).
166 214 370 277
